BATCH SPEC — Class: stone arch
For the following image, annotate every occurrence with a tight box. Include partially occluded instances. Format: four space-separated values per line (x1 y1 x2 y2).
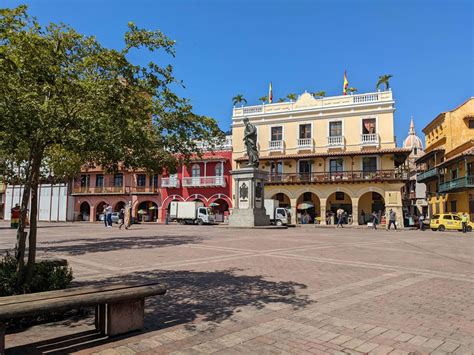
293 187 326 201
186 194 208 204
161 195 185 221
354 186 386 199
132 196 161 219
296 192 321 224
208 194 233 208
114 200 127 212
95 200 110 221
271 192 292 208
320 186 355 200
326 190 353 225
357 190 386 225
79 201 90 221
265 187 295 199
135 200 159 222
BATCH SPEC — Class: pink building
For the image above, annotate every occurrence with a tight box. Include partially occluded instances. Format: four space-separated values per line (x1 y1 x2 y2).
160 138 233 222
72 166 160 222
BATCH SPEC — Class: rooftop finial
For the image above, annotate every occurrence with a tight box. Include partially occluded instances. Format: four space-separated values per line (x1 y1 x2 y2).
409 116 415 135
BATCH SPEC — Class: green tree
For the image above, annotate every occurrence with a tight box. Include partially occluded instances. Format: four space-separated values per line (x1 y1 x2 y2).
0 6 222 287
348 87 358 94
286 93 297 101
258 96 268 104
277 98 286 103
313 91 326 98
232 94 247 106
376 74 393 91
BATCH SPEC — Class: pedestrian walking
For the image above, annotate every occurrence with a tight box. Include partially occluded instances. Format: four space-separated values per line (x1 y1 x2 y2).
336 208 344 228
105 204 113 227
461 212 469 233
360 209 366 225
419 214 425 231
124 201 132 229
387 209 397 230
10 204 20 229
118 207 125 229
103 204 108 227
371 211 378 229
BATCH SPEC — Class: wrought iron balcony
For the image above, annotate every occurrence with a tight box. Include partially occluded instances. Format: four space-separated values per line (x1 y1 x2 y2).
161 178 180 188
131 186 160 194
268 140 284 152
439 176 474 193
182 176 226 187
267 170 408 184
416 168 438 182
327 136 344 147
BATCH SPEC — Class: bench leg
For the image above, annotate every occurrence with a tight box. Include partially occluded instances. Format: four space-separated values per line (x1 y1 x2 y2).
106 298 144 336
95 304 107 334
0 323 5 355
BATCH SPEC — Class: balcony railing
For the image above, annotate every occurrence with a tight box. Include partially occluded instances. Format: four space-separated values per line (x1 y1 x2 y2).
182 176 226 187
361 133 379 146
439 176 474 193
267 170 408 184
269 140 284 151
131 186 160 194
327 136 344 147
297 138 313 150
72 186 125 194
232 91 393 117
416 168 438 182
161 178 180 188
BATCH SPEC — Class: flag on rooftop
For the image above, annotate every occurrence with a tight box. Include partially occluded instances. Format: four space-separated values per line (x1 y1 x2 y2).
343 71 349 95
268 82 273 103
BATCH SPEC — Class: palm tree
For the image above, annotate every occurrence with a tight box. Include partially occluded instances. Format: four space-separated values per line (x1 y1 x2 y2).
286 93 297 101
376 74 393 91
313 90 326 98
259 96 268 104
348 87 358 94
232 94 247 106
277 98 286 103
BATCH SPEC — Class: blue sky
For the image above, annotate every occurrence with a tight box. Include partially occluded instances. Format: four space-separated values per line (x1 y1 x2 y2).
4 0 473 144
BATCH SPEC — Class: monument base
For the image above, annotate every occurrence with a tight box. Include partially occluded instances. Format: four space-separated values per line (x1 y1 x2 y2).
228 208 270 227
228 167 271 228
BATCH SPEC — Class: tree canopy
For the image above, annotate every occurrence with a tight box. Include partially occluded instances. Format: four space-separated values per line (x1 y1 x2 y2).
0 5 222 286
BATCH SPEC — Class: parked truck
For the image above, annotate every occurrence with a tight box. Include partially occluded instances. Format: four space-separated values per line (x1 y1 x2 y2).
169 201 215 225
264 199 290 226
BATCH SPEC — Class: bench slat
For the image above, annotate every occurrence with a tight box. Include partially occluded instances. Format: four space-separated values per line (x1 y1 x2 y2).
0 282 160 306
0 284 166 320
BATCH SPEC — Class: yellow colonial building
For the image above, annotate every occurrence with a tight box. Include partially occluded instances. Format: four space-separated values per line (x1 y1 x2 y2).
416 98 474 218
232 90 410 226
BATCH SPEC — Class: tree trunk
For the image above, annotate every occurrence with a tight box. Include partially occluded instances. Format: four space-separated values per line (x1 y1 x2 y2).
16 150 43 287
24 171 40 284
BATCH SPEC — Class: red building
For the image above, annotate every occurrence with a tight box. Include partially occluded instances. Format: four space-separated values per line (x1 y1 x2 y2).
160 137 233 222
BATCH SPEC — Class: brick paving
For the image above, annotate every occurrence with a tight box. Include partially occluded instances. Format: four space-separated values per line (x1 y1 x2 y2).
1 222 473 354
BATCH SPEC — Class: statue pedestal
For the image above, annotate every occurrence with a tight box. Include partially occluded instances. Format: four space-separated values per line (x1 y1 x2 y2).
228 167 270 227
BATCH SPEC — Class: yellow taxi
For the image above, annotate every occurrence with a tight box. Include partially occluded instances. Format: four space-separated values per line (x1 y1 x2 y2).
430 213 472 232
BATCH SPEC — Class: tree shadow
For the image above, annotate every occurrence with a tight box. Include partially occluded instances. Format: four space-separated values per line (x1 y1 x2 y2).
36 235 204 255
7 268 312 354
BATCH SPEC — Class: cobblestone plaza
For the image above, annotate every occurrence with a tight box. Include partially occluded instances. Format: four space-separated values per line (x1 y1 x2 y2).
1 223 473 354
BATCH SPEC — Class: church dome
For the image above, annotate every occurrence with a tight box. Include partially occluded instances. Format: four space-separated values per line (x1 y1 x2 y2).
403 117 423 151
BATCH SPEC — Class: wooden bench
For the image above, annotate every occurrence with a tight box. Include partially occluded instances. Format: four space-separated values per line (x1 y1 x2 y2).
0 282 167 353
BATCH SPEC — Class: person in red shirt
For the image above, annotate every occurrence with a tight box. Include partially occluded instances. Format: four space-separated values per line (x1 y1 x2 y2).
10 204 20 229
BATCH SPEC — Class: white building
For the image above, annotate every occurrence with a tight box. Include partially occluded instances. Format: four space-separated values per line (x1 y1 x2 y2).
4 183 75 222
402 118 428 218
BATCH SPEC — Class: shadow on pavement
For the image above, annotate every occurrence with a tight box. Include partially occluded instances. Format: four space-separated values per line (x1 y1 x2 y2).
7 268 311 354
37 235 204 255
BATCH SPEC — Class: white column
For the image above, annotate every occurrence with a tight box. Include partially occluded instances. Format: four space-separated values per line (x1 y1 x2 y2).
352 197 359 225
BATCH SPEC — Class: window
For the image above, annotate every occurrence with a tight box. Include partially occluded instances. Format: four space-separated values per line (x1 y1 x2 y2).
414 147 418 155
153 175 158 187
271 161 283 175
271 126 283 141
80 174 90 187
215 162 223 176
453 214 460 221
335 192 345 200
362 118 376 134
299 124 311 139
137 174 146 187
450 201 457 213
192 164 200 177
329 121 342 137
469 119 474 129
95 174 104 187
362 157 377 172
451 169 457 180
443 215 452 220
329 158 343 173
114 173 123 187
298 160 311 174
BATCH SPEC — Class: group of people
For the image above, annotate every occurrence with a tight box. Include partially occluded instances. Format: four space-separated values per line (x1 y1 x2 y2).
360 208 397 230
102 202 132 230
